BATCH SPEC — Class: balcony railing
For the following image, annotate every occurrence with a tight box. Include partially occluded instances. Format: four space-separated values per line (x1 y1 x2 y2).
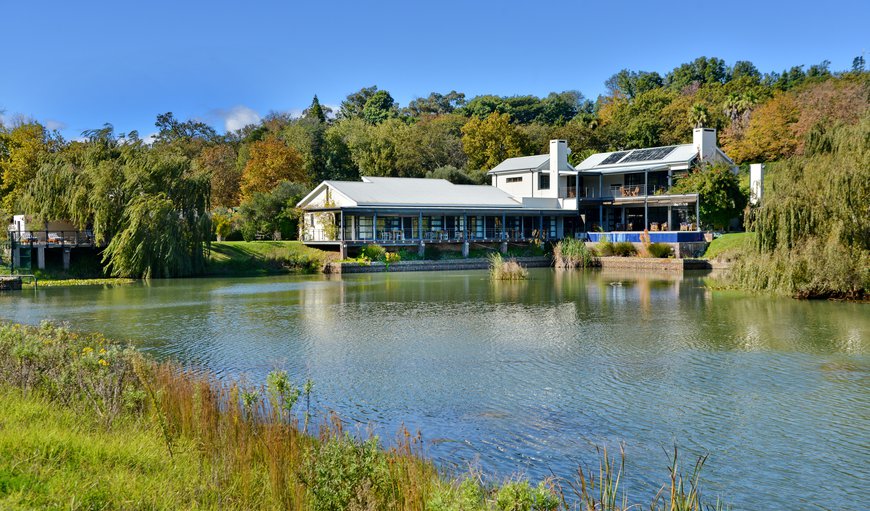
302 227 555 243
609 184 670 197
8 230 96 247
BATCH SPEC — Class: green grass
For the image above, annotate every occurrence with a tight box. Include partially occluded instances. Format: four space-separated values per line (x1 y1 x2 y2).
703 233 754 260
207 241 335 276
23 278 136 288
0 389 212 510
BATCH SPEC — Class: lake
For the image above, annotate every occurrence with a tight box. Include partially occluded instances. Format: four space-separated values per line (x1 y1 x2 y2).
1 269 867 510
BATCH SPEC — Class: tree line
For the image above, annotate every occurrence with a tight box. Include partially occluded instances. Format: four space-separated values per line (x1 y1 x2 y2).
1 55 867 277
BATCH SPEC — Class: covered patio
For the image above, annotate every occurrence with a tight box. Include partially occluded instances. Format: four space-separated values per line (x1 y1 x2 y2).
301 208 570 246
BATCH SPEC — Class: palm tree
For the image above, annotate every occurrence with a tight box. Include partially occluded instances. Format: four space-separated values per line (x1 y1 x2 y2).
690 103 709 128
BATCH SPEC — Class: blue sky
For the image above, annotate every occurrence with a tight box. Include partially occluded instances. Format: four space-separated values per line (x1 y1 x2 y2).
2 0 867 139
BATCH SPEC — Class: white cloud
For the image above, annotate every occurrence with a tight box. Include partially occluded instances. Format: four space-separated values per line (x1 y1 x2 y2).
142 132 158 145
212 105 261 133
44 118 68 131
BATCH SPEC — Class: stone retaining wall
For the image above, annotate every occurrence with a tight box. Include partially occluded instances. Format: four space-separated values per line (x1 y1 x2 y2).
325 256 552 274
594 257 721 271
0 277 22 291
325 256 727 274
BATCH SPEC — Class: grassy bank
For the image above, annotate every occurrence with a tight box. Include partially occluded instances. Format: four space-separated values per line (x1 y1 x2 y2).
0 322 729 510
703 233 754 261
207 241 334 276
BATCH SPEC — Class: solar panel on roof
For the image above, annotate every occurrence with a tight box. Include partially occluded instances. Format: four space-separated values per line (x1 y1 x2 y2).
600 151 629 165
619 146 677 163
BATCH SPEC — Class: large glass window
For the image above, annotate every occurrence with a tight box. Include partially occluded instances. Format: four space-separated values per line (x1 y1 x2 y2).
358 216 373 240
538 173 550 190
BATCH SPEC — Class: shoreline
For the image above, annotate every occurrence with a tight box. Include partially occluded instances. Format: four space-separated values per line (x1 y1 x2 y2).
326 255 729 274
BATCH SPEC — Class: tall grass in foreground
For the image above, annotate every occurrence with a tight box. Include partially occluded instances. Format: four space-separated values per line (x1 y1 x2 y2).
0 322 729 510
489 253 528 280
553 238 597 268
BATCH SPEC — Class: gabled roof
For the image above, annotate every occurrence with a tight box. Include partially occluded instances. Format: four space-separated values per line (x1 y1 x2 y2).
297 177 525 209
488 154 576 174
576 144 698 173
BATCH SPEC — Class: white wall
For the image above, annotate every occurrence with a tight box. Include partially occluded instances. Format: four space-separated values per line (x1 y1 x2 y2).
492 171 534 198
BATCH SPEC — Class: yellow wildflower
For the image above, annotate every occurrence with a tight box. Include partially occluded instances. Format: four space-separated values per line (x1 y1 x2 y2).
82 347 94 355
99 348 107 355
98 359 109 367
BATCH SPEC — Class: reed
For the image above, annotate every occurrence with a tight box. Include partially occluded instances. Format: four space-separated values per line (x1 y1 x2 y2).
553 237 597 268
489 253 528 280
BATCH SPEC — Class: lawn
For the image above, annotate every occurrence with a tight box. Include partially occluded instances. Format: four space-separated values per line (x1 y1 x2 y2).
0 389 213 510
207 241 335 275
703 232 754 260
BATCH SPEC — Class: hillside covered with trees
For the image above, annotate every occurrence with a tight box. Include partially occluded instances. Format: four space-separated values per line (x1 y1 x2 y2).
1 55 868 278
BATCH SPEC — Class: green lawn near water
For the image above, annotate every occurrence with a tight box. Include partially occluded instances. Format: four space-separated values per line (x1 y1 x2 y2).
703 232 754 260
207 241 333 275
0 389 218 510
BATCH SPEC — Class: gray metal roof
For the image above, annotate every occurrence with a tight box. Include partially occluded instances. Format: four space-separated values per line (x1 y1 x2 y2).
576 144 698 173
488 154 576 174
489 154 549 173
319 177 525 209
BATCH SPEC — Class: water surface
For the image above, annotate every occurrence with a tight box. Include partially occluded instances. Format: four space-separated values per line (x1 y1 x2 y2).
1 269 867 510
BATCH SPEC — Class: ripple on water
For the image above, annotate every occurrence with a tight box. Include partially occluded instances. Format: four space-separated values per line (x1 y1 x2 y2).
1 270 868 510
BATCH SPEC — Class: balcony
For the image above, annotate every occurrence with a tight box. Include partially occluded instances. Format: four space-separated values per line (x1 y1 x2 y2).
8 229 96 248
609 184 670 198
302 227 556 244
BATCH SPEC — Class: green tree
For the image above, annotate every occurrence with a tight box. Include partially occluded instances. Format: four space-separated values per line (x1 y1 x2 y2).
237 181 308 240
339 86 379 120
404 91 466 117
605 69 663 99
0 122 52 211
690 103 709 128
460 112 524 170
362 90 398 125
666 56 728 90
303 95 327 123
672 163 747 230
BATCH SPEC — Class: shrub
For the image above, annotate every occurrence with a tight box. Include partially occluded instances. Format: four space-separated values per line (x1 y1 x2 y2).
489 253 528 280
612 241 638 257
304 435 392 511
424 245 443 260
361 244 386 261
647 243 673 258
554 238 596 268
495 480 559 511
597 240 615 256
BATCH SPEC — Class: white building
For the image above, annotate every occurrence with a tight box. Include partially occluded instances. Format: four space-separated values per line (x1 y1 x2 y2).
298 128 735 254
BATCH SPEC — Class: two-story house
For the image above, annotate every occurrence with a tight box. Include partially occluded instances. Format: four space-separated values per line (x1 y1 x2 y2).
297 128 734 256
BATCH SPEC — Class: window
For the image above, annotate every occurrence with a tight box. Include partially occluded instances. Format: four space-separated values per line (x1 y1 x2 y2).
358 216 373 240
538 173 550 190
506 177 522 183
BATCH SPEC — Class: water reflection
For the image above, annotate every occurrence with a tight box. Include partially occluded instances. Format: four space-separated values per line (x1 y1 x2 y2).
0 269 867 509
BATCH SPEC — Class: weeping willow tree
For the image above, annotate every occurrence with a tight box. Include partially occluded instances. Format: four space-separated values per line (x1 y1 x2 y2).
101 150 211 278
731 114 869 299
21 126 212 278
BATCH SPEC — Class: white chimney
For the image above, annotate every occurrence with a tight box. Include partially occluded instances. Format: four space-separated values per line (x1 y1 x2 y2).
548 139 569 198
693 128 717 161
750 163 764 205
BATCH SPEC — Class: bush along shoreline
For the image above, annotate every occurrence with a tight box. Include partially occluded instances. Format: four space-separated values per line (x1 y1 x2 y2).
730 116 869 300
0 321 731 510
